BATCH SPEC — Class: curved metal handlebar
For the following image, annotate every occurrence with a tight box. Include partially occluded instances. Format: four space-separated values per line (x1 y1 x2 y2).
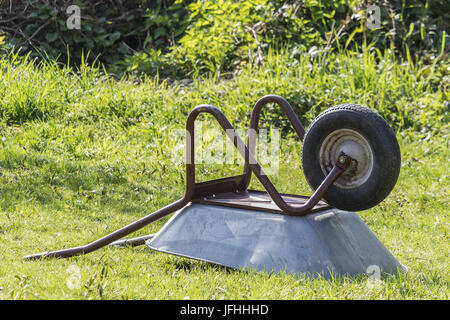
185 103 350 216
241 94 307 190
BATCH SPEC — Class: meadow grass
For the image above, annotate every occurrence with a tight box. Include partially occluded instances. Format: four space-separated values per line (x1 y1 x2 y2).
0 49 448 299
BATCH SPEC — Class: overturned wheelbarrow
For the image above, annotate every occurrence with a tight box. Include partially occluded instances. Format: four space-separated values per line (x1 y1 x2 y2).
25 95 405 279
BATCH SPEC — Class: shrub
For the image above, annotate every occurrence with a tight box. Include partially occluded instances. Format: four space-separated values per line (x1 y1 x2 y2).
0 0 193 66
1 0 448 77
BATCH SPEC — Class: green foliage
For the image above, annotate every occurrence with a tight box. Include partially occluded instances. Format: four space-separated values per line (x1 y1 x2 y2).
345 1 450 62
117 0 449 78
0 0 193 66
121 0 360 77
142 0 191 50
3 1 447 78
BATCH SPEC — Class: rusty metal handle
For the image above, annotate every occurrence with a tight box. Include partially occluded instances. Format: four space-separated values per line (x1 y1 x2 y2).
184 104 350 216
242 95 306 191
24 199 188 260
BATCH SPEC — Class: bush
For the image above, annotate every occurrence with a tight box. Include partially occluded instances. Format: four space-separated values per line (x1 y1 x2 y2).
1 0 448 77
118 0 360 77
117 0 449 78
0 0 192 66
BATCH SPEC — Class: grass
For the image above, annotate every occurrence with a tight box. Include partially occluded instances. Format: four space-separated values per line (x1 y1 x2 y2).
0 49 448 299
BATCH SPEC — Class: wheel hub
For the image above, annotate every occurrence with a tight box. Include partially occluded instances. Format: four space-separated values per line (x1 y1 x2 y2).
319 129 374 189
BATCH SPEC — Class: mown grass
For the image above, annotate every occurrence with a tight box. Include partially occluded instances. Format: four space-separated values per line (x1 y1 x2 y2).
0 49 448 299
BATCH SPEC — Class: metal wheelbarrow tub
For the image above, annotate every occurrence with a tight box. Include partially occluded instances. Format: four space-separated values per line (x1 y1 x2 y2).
147 203 405 279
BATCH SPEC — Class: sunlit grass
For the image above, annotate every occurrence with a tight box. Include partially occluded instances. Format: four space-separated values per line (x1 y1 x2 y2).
0 49 448 299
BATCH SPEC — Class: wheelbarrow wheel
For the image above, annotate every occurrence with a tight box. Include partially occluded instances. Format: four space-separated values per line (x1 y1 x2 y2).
301 104 401 211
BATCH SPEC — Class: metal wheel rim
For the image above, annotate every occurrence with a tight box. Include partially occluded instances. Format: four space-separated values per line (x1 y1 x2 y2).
319 129 374 189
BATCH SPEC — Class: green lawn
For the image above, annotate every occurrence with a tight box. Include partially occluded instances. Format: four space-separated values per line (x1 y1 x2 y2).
0 50 448 299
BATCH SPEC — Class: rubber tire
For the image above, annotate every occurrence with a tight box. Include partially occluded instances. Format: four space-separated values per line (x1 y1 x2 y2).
301 104 401 211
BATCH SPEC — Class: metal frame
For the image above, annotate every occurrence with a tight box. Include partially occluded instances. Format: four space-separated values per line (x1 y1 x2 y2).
24 95 351 260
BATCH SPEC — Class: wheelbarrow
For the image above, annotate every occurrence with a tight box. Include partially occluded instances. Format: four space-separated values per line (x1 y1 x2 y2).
25 95 404 278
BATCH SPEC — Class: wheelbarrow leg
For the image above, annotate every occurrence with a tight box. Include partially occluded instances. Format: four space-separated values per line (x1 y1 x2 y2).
23 199 188 260
109 234 155 247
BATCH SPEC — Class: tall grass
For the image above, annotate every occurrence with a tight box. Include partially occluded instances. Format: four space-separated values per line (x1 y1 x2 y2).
3 45 447 133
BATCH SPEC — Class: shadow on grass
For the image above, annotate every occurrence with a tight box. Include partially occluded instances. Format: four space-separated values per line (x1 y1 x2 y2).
164 253 429 288
0 152 184 216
